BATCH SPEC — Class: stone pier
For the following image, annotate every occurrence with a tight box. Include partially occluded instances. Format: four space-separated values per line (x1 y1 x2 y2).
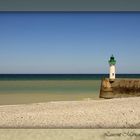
99 78 140 98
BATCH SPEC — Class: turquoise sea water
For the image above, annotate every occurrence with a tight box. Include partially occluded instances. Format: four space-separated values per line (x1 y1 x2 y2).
0 74 139 105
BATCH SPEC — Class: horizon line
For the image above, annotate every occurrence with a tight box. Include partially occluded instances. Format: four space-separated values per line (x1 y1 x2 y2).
0 73 140 75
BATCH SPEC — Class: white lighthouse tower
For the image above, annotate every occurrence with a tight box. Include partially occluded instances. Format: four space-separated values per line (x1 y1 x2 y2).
108 55 116 82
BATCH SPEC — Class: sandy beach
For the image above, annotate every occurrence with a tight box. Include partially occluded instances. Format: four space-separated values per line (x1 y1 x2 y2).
0 97 140 128
1 129 140 140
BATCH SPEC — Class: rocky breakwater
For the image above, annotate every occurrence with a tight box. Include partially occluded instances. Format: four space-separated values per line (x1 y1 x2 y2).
99 78 140 98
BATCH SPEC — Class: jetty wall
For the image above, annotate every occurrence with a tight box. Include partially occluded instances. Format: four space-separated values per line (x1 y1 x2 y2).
99 78 140 98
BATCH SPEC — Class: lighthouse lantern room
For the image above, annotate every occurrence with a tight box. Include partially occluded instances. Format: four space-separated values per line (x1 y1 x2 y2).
108 55 116 82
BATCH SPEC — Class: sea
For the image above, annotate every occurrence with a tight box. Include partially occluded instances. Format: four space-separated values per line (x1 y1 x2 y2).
0 74 140 105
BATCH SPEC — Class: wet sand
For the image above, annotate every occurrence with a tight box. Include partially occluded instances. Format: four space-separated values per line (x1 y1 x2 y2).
0 97 140 128
0 92 100 105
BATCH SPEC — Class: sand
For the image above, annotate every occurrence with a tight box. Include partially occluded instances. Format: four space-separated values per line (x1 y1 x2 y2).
0 97 140 128
1 129 140 140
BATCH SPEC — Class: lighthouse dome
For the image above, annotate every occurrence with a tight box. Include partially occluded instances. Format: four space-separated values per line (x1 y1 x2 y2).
108 55 116 65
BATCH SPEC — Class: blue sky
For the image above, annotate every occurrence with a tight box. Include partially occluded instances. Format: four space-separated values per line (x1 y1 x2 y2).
0 12 140 74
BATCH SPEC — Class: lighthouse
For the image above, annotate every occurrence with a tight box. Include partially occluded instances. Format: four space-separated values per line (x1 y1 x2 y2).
108 55 116 82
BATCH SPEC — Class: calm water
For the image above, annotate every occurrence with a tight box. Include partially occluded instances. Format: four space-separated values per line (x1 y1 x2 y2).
1 74 140 80
0 74 139 105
